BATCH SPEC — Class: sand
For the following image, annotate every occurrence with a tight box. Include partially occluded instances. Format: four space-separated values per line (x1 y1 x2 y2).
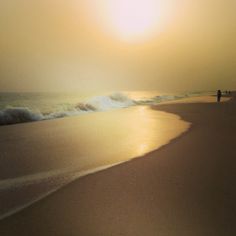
0 106 189 180
0 94 235 236
0 106 189 220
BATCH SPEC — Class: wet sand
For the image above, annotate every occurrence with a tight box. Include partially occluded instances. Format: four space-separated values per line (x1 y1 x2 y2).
0 106 189 220
0 94 235 236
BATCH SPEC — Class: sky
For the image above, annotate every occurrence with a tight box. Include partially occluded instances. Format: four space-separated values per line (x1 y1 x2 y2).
0 0 235 93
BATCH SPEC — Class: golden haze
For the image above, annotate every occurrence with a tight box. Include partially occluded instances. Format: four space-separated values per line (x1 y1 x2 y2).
0 0 235 92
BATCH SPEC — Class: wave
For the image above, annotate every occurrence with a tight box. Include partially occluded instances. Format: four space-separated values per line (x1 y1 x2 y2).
0 91 212 126
0 93 135 125
136 94 188 105
76 92 135 111
0 107 43 126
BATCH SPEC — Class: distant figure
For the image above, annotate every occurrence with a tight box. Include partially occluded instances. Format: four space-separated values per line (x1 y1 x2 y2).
217 90 222 102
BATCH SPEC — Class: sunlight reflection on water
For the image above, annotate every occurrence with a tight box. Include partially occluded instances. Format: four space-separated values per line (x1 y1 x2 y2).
0 106 191 220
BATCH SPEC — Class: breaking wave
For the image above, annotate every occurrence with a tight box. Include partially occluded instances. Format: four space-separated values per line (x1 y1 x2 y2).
76 92 134 111
0 93 135 125
0 91 212 126
0 108 43 125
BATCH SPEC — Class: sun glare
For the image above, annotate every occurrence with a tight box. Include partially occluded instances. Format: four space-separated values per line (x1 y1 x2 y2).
107 0 160 41
89 0 169 42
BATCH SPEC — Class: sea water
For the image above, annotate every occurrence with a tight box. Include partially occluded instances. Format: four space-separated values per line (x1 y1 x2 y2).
0 90 210 220
0 90 212 125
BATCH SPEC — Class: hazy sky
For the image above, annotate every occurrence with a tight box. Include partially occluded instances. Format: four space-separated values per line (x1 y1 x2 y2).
0 0 235 92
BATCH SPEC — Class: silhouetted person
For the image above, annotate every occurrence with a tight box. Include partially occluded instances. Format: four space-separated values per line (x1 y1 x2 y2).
217 90 222 102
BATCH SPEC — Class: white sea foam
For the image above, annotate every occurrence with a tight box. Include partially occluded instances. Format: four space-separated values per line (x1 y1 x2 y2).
0 107 43 125
0 91 213 125
0 92 135 125
76 92 134 112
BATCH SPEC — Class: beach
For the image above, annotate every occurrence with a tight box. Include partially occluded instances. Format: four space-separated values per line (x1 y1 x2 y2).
0 93 235 236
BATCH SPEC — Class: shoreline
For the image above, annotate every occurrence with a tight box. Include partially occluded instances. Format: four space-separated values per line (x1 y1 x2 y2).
0 94 235 235
0 106 189 221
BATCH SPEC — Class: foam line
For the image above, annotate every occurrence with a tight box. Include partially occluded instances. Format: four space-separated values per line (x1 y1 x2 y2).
0 162 124 221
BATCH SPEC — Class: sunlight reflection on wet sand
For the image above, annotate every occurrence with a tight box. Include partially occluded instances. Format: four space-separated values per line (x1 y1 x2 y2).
0 106 190 219
0 106 190 179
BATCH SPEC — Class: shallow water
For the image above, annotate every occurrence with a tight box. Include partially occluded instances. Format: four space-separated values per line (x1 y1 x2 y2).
0 105 190 220
0 90 212 125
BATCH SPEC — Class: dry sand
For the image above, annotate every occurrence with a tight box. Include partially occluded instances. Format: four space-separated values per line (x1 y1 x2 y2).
0 94 235 236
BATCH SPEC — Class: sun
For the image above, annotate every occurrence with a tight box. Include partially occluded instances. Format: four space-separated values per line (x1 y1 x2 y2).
106 0 161 42
88 0 166 42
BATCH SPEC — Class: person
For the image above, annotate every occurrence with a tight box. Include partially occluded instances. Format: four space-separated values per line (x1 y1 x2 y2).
217 90 222 102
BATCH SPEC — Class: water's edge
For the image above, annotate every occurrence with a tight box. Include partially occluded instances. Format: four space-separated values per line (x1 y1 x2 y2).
0 109 191 221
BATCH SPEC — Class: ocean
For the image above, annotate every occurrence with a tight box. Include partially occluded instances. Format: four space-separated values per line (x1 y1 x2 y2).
0 90 211 220
0 90 212 126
